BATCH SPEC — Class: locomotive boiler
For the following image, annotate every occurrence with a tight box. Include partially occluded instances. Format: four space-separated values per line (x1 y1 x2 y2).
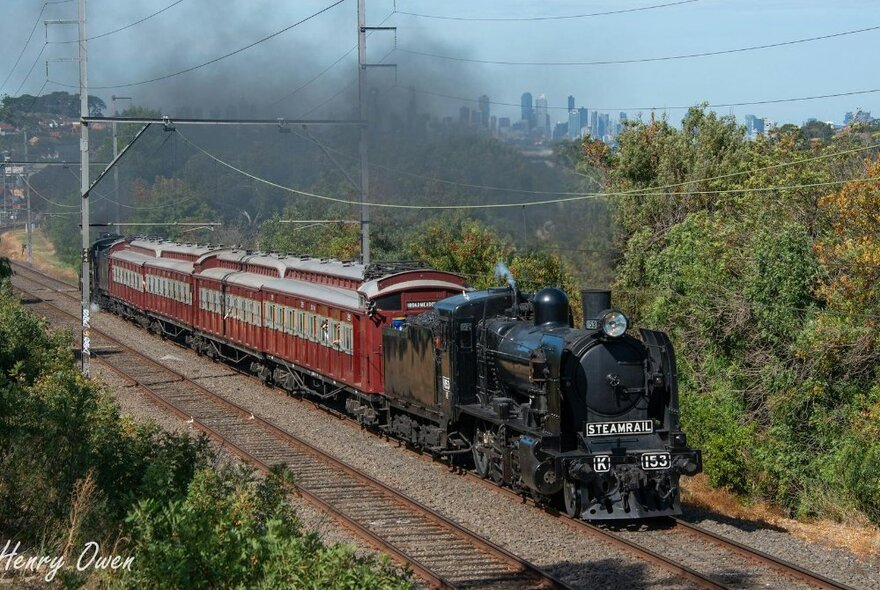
384 286 702 520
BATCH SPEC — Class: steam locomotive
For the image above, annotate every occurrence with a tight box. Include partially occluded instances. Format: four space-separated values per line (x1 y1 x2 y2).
388 286 702 519
91 236 701 520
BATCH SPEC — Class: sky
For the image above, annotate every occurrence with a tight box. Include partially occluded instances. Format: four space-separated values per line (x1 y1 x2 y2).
0 0 877 127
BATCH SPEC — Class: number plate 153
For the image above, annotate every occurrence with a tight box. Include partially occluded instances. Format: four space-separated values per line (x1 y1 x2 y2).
640 452 671 470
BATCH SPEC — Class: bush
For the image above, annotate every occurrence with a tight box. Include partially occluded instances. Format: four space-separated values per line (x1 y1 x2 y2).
119 466 413 590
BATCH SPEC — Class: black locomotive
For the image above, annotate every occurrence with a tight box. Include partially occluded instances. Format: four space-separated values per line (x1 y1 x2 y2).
383 286 702 520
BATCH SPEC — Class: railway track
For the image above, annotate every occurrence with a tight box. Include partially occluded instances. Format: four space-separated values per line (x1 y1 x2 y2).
667 518 856 590
8 261 860 590
9 263 570 590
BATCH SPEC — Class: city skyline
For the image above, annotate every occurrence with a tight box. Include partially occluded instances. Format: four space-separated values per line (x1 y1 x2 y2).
1 1 877 130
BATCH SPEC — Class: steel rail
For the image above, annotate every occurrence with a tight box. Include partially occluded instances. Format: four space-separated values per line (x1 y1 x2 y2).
670 518 858 590
10 264 571 590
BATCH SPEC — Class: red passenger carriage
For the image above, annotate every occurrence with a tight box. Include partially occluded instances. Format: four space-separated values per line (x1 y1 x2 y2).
96 238 468 408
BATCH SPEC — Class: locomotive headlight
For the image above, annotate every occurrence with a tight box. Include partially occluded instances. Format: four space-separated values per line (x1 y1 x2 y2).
601 310 628 338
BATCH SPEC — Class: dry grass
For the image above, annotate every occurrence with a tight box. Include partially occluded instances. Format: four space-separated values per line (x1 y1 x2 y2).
0 229 77 281
682 475 880 557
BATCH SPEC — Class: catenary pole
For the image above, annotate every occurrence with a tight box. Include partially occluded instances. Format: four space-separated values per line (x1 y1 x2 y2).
78 0 90 376
24 131 32 265
357 0 370 264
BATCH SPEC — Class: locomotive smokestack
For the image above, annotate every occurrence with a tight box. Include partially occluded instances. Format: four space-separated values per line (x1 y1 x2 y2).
581 289 611 329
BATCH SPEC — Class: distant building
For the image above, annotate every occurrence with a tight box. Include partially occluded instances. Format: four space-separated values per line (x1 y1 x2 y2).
568 95 575 111
599 113 610 139
478 94 490 128
578 107 589 129
553 122 569 140
844 110 872 125
521 92 533 126
471 109 482 127
568 110 581 139
535 94 548 133
490 115 497 135
745 114 764 138
460 106 471 126
590 110 598 138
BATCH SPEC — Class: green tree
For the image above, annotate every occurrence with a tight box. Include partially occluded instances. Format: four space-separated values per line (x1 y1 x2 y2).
404 213 514 288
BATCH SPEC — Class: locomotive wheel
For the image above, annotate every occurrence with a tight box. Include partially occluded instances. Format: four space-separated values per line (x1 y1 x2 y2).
472 427 491 479
563 479 582 519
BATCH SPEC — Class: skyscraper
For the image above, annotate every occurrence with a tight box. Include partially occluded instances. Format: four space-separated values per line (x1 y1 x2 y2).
479 94 490 128
579 107 589 129
590 111 598 138
568 110 581 140
568 95 575 111
535 94 549 133
745 114 764 137
521 92 533 125
599 113 610 139
460 106 471 126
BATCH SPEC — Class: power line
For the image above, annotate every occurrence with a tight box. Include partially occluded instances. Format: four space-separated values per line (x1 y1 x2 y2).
291 125 880 198
269 9 396 110
48 0 348 90
23 78 51 112
12 43 48 98
398 84 880 113
396 24 880 67
20 175 78 208
394 0 699 22
175 129 880 210
269 46 357 108
51 0 187 44
294 45 395 118
290 127 597 196
0 0 70 94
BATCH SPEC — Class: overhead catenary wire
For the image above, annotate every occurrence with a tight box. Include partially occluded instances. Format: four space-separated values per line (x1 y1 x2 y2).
48 0 348 90
51 0 187 44
396 24 880 66
394 0 700 22
175 129 880 210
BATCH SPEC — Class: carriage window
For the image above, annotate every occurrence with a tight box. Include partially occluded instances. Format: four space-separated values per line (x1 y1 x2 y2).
331 321 341 350
341 324 353 354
